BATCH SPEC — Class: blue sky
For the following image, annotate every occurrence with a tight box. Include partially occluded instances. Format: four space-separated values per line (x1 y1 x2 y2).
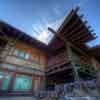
0 0 100 46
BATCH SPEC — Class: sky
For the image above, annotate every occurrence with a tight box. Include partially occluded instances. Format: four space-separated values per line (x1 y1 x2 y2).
0 0 100 46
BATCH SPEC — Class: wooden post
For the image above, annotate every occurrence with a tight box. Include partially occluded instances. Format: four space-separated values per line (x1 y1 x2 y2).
8 71 16 92
48 27 80 81
66 42 80 81
91 57 100 79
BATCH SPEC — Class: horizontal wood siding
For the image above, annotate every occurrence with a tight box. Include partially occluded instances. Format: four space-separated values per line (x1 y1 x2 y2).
15 41 48 69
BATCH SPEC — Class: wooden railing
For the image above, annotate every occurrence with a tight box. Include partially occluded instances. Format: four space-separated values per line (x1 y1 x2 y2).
48 51 69 67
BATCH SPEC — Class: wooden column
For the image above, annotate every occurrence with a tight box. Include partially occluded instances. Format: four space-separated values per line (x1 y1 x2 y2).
66 42 80 81
32 75 41 93
91 57 100 79
8 71 16 92
39 76 46 91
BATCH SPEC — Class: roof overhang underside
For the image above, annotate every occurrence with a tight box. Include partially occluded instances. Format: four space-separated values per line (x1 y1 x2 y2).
0 21 51 53
89 45 100 62
56 7 96 46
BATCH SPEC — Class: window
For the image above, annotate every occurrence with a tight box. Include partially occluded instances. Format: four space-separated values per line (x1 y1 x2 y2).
0 72 11 90
2 73 11 90
13 75 32 91
14 49 19 56
0 72 3 79
20 51 25 58
25 53 30 59
14 49 31 60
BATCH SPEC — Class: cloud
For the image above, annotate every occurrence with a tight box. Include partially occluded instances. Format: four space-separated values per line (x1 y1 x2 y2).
31 8 64 44
31 24 42 37
53 5 61 16
38 30 48 44
31 18 50 44
48 17 64 31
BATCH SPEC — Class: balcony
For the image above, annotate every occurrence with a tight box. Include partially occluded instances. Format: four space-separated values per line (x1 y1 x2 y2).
46 63 73 76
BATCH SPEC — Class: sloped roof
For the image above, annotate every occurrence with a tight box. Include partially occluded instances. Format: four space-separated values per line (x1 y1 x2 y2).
49 6 97 47
0 7 99 56
0 21 51 53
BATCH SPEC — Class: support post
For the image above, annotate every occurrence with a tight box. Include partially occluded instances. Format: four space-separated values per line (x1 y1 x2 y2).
66 42 80 81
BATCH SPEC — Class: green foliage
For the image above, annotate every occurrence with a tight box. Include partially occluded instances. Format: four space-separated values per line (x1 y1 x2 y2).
78 64 97 77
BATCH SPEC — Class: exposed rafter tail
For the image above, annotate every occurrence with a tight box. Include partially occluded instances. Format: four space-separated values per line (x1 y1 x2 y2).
74 6 80 13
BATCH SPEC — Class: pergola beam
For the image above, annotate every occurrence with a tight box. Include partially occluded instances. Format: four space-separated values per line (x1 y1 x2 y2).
70 31 94 42
61 14 83 36
67 29 88 41
63 20 88 38
57 6 80 34
73 33 94 43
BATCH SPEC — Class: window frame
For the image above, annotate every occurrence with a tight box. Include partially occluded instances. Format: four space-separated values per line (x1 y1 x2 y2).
13 49 31 60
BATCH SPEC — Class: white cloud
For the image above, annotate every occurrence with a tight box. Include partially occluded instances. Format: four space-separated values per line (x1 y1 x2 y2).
48 17 64 31
38 30 48 44
31 15 64 44
31 9 64 44
32 22 51 44
53 5 61 16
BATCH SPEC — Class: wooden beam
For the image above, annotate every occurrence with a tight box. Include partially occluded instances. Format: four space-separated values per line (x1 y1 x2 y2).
47 67 72 75
63 20 87 38
57 6 80 34
61 15 81 36
62 14 85 35
70 31 90 42
48 27 67 44
67 28 88 41
70 43 90 58
72 33 94 43
48 27 90 58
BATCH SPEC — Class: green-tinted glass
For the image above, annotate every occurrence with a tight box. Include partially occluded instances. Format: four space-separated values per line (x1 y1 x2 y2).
2 73 11 90
13 75 32 91
0 72 3 79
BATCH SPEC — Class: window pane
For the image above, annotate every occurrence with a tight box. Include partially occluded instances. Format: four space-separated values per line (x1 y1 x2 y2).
13 75 32 91
14 49 19 56
2 73 11 90
20 51 25 58
25 53 30 59
0 72 3 80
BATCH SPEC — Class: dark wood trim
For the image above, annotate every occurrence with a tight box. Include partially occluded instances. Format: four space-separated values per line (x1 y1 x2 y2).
63 21 87 38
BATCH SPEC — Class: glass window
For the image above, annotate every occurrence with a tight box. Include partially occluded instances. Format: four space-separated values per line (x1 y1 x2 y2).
14 49 31 60
2 73 11 90
0 72 11 90
25 53 30 59
20 51 25 58
0 72 3 80
13 75 32 91
14 49 19 56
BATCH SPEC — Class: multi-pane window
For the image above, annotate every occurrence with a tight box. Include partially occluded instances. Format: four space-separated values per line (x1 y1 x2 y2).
0 72 11 90
0 72 3 79
2 73 11 90
20 51 25 58
13 74 32 91
0 71 32 94
14 49 31 60
14 49 19 56
25 53 30 59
